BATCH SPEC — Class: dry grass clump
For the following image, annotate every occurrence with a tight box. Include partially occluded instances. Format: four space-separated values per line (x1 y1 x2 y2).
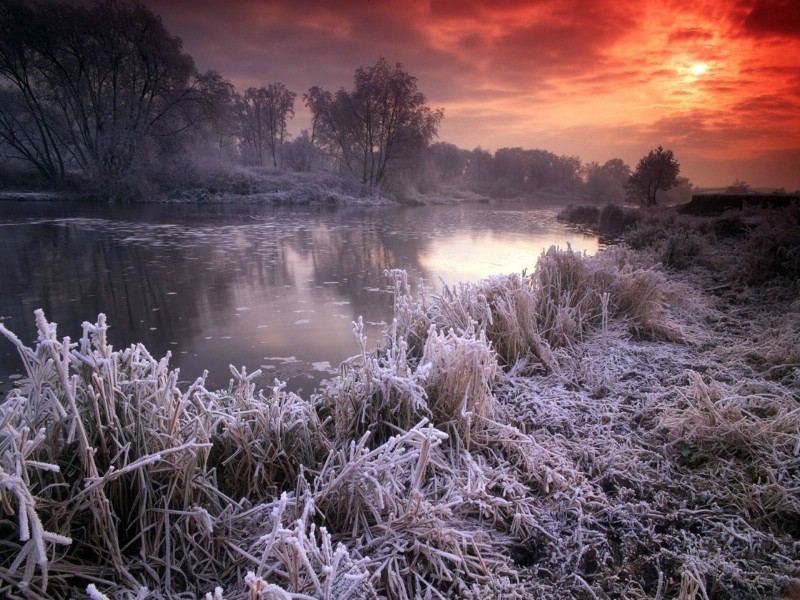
0 310 384 600
311 422 507 599
0 311 225 596
532 245 681 343
313 304 569 597
386 269 431 358
533 246 606 346
319 317 431 448
420 325 498 443
658 229 707 269
661 372 800 531
209 375 331 501
417 245 680 373
240 494 375 599
623 217 672 251
427 274 556 369
621 211 722 274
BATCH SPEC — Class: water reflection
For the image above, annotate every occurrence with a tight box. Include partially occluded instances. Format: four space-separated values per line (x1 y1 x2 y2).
0 201 597 393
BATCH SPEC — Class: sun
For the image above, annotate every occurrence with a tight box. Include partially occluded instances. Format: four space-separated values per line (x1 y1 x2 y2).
690 63 708 76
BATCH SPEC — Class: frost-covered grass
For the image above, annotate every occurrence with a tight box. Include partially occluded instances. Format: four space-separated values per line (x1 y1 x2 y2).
1 208 799 599
163 168 394 206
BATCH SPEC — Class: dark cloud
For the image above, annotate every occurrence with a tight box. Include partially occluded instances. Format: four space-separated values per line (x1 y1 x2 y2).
739 0 800 37
733 94 800 115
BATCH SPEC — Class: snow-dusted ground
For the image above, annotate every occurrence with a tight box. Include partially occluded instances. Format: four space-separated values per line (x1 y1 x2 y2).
0 207 798 599
0 191 67 201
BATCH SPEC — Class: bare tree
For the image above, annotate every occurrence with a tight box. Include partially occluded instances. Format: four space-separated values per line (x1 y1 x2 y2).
239 84 295 168
0 0 221 186
626 146 680 206
305 58 443 187
166 70 240 169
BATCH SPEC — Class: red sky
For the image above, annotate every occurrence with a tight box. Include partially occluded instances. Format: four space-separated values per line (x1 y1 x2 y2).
145 0 800 189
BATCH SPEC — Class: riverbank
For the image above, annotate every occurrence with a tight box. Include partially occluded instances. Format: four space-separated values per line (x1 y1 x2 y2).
0 205 798 598
0 168 502 207
0 169 395 206
1 167 591 207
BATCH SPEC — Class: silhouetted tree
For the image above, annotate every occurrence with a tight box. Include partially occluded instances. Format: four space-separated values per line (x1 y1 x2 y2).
305 58 443 187
493 148 529 189
585 158 631 203
465 147 493 187
626 146 680 206
477 147 582 194
0 0 222 187
168 70 240 167
524 149 581 190
726 179 750 193
426 142 469 184
239 83 296 167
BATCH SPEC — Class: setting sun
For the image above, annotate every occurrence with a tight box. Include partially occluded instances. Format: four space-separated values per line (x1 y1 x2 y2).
690 63 708 76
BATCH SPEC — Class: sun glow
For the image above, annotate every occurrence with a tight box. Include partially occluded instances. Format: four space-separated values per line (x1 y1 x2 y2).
690 63 708 76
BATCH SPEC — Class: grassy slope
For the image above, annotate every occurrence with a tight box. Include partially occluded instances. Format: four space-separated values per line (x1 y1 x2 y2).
0 206 798 599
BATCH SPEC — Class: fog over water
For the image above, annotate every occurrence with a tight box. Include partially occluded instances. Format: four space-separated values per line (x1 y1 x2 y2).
0 201 598 393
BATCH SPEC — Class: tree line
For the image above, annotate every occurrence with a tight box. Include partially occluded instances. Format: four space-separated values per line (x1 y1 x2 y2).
0 1 439 192
424 143 685 205
0 0 685 204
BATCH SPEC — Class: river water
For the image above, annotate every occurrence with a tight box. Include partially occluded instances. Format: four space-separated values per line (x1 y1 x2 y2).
0 200 598 394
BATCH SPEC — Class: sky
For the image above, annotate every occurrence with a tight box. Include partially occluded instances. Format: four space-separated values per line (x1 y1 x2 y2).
144 0 800 190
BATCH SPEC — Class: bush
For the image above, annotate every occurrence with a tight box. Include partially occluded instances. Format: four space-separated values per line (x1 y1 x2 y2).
557 204 600 226
712 215 748 238
739 217 800 284
598 203 640 237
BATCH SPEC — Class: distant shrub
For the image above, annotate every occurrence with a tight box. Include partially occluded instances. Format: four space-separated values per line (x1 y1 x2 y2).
712 215 749 238
739 217 800 284
598 203 640 237
726 179 750 193
558 204 600 226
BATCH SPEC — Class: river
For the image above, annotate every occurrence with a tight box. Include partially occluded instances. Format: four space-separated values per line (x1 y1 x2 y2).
0 200 598 394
